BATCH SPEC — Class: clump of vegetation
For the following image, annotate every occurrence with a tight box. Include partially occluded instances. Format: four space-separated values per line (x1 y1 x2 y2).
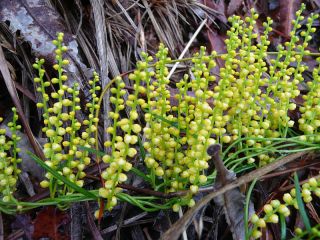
0 107 21 202
98 4 320 213
250 175 320 239
33 32 100 197
1 3 320 239
99 75 135 211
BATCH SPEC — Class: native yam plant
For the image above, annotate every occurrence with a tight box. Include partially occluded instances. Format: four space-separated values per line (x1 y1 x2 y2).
1 3 320 239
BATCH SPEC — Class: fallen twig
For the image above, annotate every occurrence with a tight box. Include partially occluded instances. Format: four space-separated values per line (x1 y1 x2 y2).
161 151 309 240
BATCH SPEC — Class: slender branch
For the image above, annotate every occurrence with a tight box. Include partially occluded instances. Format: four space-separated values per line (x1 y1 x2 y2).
161 151 310 240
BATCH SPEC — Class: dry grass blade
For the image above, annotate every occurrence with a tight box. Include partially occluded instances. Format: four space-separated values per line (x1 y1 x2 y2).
141 0 188 56
115 0 138 31
200 0 227 24
90 0 112 146
168 18 207 79
0 22 45 120
19 172 35 196
101 212 148 234
90 0 110 78
58 0 99 70
0 45 44 159
161 151 308 240
139 0 220 58
104 1 132 77
14 82 36 103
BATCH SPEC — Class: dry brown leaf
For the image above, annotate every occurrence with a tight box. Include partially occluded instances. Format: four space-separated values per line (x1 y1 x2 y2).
227 0 244 16
201 0 227 24
278 0 301 37
206 30 226 75
208 145 254 240
207 29 226 53
32 206 69 240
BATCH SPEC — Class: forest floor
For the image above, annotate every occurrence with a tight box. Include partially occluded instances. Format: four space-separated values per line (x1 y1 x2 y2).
0 0 320 239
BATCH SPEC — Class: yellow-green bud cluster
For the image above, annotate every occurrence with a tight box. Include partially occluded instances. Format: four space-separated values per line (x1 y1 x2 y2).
298 17 320 140
283 177 320 206
83 72 100 141
0 108 21 202
212 14 243 141
220 12 273 152
142 45 180 189
99 76 135 210
250 176 320 239
250 199 290 239
140 46 174 185
173 47 216 192
267 9 318 142
264 6 308 136
33 32 100 196
136 45 215 208
294 224 320 239
97 5 320 210
208 5 318 166
207 11 279 167
299 69 320 138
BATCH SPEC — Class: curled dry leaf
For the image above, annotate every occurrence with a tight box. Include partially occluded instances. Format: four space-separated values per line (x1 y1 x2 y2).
0 0 92 88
